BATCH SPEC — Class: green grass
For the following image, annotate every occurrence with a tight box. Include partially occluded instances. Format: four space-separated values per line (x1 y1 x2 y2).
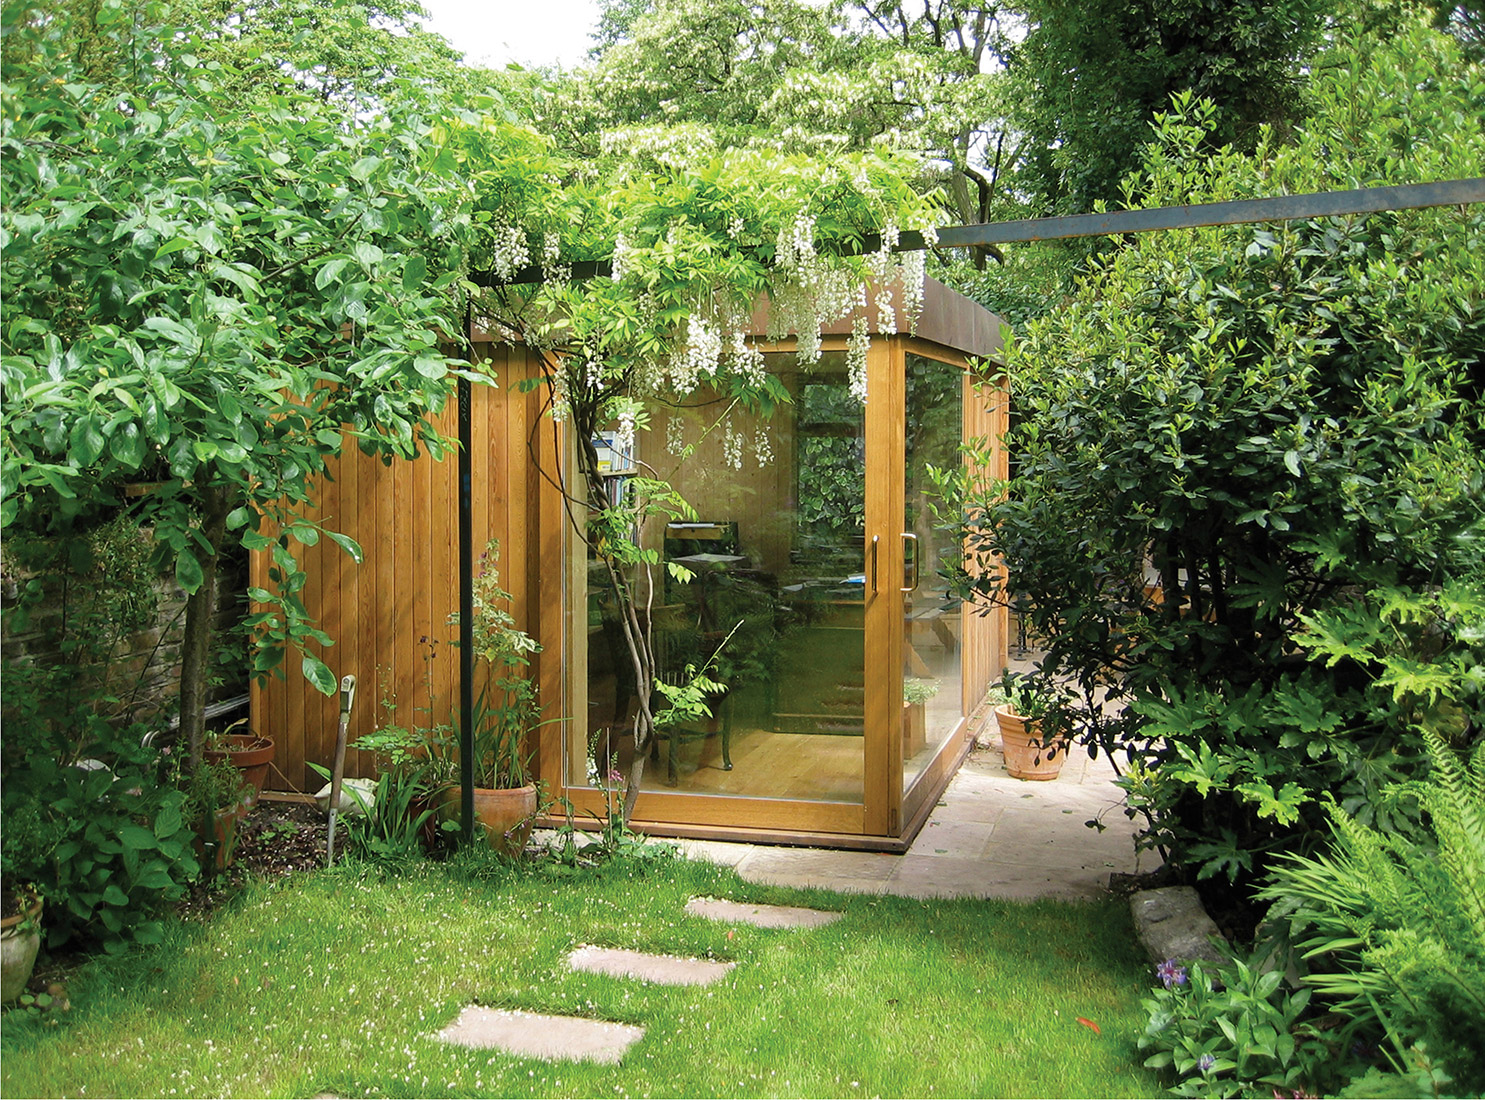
1 853 1161 1098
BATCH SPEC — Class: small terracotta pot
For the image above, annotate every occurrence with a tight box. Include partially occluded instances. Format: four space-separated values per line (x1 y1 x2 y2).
438 784 538 857
1 892 43 1003
994 704 1067 781
204 733 276 801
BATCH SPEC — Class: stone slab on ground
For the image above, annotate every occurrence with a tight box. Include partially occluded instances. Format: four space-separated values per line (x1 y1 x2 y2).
1130 886 1229 969
436 1006 644 1064
684 896 842 929
567 945 735 986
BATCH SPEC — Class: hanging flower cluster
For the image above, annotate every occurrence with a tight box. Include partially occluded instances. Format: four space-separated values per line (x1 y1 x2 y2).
847 317 870 404
488 226 530 283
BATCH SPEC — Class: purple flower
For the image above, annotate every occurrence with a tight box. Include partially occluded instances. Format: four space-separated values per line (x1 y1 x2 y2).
1197 1053 1215 1074
608 768 626 787
1156 958 1189 989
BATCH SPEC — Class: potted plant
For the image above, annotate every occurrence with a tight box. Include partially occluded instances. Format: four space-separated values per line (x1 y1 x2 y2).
181 758 254 870
902 678 939 756
1 798 48 1003
203 718 276 803
989 670 1070 781
440 541 545 857
1 885 44 1003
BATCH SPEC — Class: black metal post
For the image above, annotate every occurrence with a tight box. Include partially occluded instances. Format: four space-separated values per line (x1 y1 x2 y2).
458 374 474 844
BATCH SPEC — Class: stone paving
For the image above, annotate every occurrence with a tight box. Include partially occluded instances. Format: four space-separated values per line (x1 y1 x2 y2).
677 738 1145 902
566 945 736 985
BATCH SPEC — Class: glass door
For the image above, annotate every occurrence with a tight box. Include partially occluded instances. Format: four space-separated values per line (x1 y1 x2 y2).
570 350 869 827
900 352 968 803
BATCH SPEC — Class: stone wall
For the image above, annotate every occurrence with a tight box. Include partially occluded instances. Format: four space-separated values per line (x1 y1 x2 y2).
0 526 247 737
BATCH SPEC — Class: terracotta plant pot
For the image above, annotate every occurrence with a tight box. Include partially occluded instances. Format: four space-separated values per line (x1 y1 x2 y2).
439 784 538 857
194 797 253 870
204 733 276 801
994 704 1068 781
903 701 927 756
1 892 43 1003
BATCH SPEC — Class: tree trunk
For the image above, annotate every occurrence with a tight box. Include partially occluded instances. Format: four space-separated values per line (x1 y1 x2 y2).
179 483 232 772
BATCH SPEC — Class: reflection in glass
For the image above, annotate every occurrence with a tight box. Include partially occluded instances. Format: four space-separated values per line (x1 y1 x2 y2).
902 353 966 791
578 352 866 804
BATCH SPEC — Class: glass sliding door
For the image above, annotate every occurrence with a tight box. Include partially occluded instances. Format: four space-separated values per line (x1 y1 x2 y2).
901 352 967 795
575 351 867 808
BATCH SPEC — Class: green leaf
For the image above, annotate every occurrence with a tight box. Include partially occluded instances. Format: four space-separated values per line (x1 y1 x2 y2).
154 802 182 840
315 258 351 291
175 548 205 593
401 255 426 292
302 653 337 695
326 530 363 563
109 421 145 468
118 824 157 851
413 356 445 379
71 416 106 465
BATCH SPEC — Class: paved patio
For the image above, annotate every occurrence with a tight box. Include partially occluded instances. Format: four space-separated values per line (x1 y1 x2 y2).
675 735 1146 902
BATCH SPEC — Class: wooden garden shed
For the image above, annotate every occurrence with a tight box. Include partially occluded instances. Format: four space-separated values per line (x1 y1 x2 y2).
251 278 1009 849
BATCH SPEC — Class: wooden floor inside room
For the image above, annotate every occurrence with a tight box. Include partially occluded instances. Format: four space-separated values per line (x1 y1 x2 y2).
640 726 866 802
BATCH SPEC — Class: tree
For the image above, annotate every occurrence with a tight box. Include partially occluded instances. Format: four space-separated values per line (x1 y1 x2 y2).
0 0 483 768
1007 0 1331 216
552 0 1014 234
954 17 1485 905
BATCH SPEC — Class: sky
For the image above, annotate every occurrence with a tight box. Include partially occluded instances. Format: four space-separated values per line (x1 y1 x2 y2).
416 0 604 70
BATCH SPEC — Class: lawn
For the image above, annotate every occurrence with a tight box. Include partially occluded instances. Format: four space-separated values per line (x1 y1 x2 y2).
1 851 1161 1098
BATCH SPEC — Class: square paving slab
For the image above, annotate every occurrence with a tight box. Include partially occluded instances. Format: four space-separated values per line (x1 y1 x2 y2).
567 945 735 986
684 896 842 928
436 1006 643 1064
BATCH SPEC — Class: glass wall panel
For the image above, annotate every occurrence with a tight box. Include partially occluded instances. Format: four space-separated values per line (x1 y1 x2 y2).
902 352 966 791
576 352 866 804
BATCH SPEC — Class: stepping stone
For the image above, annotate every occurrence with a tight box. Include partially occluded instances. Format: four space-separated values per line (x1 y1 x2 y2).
567 945 735 986
436 1006 643 1064
684 896 842 929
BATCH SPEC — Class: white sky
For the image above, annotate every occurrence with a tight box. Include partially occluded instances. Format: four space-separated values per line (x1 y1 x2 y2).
417 0 604 70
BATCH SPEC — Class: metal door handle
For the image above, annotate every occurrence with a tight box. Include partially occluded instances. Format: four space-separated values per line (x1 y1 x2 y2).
901 533 920 593
871 535 880 594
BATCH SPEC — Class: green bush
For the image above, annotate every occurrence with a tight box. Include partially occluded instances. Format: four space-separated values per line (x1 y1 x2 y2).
954 17 1485 891
1260 732 1485 1097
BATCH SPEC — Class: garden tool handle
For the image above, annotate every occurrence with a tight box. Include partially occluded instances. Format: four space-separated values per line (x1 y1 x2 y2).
326 674 357 867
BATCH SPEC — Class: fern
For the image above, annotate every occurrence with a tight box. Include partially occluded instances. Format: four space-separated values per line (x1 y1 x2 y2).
1260 731 1485 1096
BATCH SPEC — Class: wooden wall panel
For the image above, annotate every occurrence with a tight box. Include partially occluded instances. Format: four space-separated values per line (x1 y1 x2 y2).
250 345 556 792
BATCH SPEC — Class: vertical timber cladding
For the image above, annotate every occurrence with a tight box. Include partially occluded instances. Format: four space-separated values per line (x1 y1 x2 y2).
249 342 555 793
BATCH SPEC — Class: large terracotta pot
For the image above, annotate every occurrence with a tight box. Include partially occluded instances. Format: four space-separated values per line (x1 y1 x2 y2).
204 733 276 801
1 892 43 1003
439 784 538 857
994 704 1068 781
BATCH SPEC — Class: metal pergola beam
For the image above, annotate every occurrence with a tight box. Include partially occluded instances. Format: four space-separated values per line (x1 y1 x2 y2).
478 177 1485 287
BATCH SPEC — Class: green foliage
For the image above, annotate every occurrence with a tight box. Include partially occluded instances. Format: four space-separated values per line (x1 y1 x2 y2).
0 0 479 768
1010 0 1330 215
312 764 438 869
1260 733 1485 1097
456 540 544 789
955 18 1485 886
1138 956 1336 1098
4 728 201 952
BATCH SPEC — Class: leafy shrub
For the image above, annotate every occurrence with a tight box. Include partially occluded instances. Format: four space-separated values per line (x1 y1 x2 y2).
1260 732 1485 1097
3 707 201 952
1139 955 1340 1098
953 18 1485 896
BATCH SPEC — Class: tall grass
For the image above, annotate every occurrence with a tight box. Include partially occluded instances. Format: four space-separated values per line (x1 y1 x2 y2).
2 855 1158 1098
